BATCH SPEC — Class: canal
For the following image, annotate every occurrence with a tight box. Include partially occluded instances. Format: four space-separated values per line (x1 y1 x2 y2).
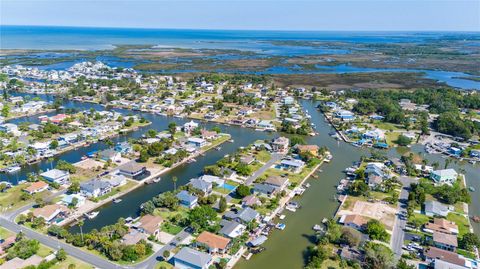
4 94 479 268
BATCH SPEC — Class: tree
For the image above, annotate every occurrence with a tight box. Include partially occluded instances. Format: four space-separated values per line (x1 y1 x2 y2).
162 250 170 260
49 140 59 149
168 122 177 136
78 220 84 243
365 219 389 242
68 181 80 193
1 105 10 117
172 176 178 192
459 233 480 251
211 126 221 134
349 180 369 196
305 244 328 269
218 196 227 213
364 242 395 269
7 238 39 260
341 227 362 247
56 248 67 261
397 259 415 269
55 160 76 173
235 184 250 198
395 135 412 146
187 205 218 232
290 135 306 146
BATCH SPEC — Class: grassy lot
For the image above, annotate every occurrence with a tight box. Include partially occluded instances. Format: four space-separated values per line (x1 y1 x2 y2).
201 134 231 151
255 150 272 163
161 223 183 235
155 261 174 269
37 244 54 257
408 212 431 227
96 180 138 201
154 207 189 220
446 213 470 237
320 259 355 269
0 183 53 211
386 132 402 146
373 121 402 131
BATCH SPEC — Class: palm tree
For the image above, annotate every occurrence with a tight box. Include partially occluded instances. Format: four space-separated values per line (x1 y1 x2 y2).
78 220 84 243
172 176 178 192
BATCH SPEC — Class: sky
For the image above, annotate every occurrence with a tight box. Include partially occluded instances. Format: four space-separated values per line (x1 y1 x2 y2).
1 0 479 31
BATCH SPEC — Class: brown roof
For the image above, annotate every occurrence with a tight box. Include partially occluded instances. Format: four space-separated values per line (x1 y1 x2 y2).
264 176 288 187
433 231 458 247
32 204 69 220
196 231 230 250
201 129 217 138
138 214 163 235
24 181 48 193
425 218 458 234
343 214 368 227
425 247 465 266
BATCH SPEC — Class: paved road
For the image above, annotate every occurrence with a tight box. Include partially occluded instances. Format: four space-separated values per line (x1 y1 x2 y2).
245 153 283 185
390 176 417 258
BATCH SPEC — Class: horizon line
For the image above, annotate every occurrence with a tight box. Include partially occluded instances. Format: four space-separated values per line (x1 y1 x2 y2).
2 24 479 33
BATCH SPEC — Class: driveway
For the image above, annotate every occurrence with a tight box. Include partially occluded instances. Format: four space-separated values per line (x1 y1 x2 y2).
244 153 283 185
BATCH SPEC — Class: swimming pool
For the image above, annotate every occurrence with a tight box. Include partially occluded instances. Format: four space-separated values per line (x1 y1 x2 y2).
221 183 237 192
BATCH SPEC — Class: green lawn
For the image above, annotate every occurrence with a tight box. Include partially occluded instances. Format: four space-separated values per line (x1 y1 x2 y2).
408 213 431 227
255 150 272 163
161 223 183 235
446 213 470 237
0 227 14 238
154 207 189 220
155 261 173 269
373 121 402 131
0 183 53 211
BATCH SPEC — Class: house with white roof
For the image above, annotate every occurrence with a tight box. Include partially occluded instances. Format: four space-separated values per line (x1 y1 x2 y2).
430 169 458 185
40 169 70 185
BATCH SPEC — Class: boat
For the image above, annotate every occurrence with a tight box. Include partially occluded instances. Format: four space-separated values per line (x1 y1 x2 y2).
471 216 480 223
313 224 323 232
228 139 234 143
279 215 286 220
215 146 221 151
275 223 286 230
187 158 196 163
113 198 122 203
153 177 161 183
285 206 297 212
303 183 311 188
469 186 476 192
322 218 329 224
6 166 21 174
84 211 99 219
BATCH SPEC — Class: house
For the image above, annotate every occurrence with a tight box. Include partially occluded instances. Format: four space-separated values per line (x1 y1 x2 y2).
257 120 275 130
239 155 255 165
365 162 387 178
0 255 44 269
80 179 112 198
334 110 355 121
40 169 70 185
283 96 294 105
176 190 198 209
296 144 319 156
195 231 231 254
173 247 213 269
433 231 458 251
362 129 385 141
367 175 383 189
0 123 20 136
430 169 458 185
188 137 207 148
105 174 127 187
61 193 86 207
424 218 459 235
448 147 462 156
118 161 147 179
224 207 259 223
183 121 199 134
219 220 246 238
122 230 148 245
424 247 477 269
253 183 277 197
271 137 289 153
198 175 224 185
97 148 122 162
425 200 453 217
190 178 212 194
241 195 262 207
470 149 480 158
24 181 49 194
200 129 217 140
136 214 163 236
280 159 305 173
339 214 368 231
264 176 289 191
32 204 70 223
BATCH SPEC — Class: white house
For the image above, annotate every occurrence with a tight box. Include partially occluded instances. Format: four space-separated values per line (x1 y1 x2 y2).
40 169 70 185
430 169 458 185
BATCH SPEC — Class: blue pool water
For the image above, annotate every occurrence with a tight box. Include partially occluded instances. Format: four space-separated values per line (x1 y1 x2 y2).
221 183 237 192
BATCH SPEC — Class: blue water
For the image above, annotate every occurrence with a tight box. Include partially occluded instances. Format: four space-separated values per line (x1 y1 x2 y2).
221 183 237 192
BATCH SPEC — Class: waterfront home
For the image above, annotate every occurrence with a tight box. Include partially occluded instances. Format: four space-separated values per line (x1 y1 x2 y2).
115 141 132 154
173 247 213 269
325 102 338 110
135 214 163 236
176 190 198 209
430 169 458 185
188 137 207 148
24 181 49 195
0 255 44 269
271 136 289 153
97 148 122 162
257 120 275 130
339 214 368 231
423 218 459 235
424 247 475 269
433 231 458 252
366 175 383 189
183 120 199 134
362 129 385 141
424 200 453 217
80 179 112 198
190 178 213 194
280 159 305 173
117 161 147 180
295 144 319 156
264 175 289 191
253 183 278 197
0 123 20 136
105 174 127 187
219 220 246 239
61 193 86 207
224 207 259 224
365 162 387 178
200 129 217 140
195 231 231 254
239 155 256 165
241 195 262 208
40 169 70 185
283 96 294 105
448 147 462 156
122 230 148 246
32 204 70 223
334 110 355 121
198 175 224 185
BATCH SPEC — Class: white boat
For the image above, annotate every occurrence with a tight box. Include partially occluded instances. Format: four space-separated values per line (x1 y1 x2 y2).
285 206 297 212
84 211 99 219
187 159 196 163
113 198 122 203
153 177 161 183
276 223 286 230
279 215 286 220
6 166 21 173
313 224 323 232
